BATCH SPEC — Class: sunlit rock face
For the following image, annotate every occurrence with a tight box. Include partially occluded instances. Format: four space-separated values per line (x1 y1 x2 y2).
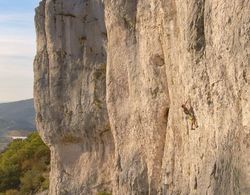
158 1 250 194
34 0 249 194
34 0 114 194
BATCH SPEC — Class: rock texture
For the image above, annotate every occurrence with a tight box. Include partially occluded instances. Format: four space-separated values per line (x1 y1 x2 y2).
34 0 114 194
34 0 250 194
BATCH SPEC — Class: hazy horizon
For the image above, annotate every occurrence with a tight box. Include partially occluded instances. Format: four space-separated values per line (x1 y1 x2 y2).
0 97 33 104
0 1 40 102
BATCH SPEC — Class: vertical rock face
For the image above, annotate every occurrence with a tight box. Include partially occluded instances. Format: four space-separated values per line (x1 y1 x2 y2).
104 0 249 194
160 1 250 194
105 1 170 194
34 0 114 194
34 0 249 194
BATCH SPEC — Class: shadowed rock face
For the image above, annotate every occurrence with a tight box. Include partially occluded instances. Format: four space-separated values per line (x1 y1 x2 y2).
34 0 250 194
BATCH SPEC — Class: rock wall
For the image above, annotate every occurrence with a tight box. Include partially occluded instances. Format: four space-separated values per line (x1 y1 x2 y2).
34 0 250 194
34 0 114 194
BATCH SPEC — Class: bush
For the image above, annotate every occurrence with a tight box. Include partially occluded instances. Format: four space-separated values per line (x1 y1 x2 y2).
20 169 45 194
0 132 50 194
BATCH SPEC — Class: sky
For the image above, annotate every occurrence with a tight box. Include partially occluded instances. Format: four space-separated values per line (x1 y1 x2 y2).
0 0 40 102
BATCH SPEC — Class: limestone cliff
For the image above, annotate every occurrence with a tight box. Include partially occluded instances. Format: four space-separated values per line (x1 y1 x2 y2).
34 0 114 194
34 0 250 194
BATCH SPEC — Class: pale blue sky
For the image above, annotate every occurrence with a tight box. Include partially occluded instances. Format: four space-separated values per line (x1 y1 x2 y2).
0 0 40 102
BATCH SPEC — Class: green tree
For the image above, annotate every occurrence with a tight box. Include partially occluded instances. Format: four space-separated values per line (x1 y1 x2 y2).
0 132 50 193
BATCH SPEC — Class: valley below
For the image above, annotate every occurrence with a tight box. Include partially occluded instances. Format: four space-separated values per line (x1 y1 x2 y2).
0 99 35 151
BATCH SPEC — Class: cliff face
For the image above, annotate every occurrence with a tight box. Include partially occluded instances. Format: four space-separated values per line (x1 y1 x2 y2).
34 0 250 194
34 0 114 194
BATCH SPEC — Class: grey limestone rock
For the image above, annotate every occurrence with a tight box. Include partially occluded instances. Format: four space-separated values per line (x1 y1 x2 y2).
34 0 250 194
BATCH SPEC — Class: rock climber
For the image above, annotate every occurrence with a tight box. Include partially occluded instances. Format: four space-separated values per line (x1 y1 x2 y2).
181 100 198 130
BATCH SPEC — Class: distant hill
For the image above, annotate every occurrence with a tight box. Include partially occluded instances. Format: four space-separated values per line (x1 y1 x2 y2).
0 99 35 136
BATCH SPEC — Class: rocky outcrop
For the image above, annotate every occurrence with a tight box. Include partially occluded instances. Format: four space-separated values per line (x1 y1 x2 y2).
34 0 250 194
34 0 114 194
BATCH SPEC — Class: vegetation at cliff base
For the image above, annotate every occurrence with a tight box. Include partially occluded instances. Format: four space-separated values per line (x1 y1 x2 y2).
0 132 50 194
